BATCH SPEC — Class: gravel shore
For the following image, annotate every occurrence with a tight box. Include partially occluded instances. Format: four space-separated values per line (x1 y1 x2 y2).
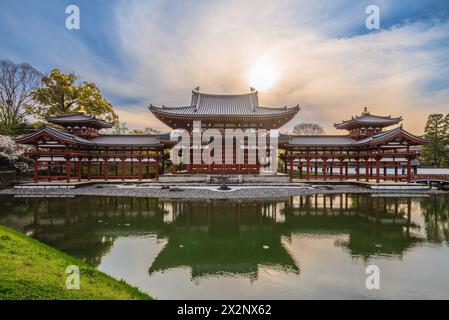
0 184 445 199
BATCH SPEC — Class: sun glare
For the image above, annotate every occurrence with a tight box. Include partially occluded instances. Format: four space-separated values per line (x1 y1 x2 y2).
248 63 278 91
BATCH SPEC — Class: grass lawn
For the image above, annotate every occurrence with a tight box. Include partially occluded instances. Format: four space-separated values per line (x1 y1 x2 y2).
0 225 152 300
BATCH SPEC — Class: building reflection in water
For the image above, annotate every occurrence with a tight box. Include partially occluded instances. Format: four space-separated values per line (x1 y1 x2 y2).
1 194 446 280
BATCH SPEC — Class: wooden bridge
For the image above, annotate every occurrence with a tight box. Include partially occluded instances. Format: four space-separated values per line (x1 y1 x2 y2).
412 175 449 190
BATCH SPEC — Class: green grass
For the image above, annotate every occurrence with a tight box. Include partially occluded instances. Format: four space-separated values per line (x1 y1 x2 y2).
0 225 152 300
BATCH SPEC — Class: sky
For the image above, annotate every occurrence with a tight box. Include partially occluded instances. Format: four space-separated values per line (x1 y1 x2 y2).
1 0 448 134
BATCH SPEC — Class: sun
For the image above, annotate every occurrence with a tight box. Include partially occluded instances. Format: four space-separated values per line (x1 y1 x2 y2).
248 63 278 91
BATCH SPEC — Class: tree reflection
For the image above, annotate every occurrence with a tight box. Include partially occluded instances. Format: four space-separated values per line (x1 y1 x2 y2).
420 196 449 244
0 194 444 280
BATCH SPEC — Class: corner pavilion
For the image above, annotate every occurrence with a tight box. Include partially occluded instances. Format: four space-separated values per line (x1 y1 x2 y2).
15 90 427 183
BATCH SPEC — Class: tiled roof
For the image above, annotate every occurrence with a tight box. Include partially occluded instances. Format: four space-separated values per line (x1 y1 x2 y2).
288 135 356 146
16 126 167 147
47 113 113 128
285 127 427 148
149 91 300 117
334 113 402 130
91 135 163 147
353 126 427 146
15 126 94 145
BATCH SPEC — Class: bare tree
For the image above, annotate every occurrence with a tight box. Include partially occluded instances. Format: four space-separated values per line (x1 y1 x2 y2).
131 127 161 135
0 60 42 135
107 121 129 135
293 123 325 135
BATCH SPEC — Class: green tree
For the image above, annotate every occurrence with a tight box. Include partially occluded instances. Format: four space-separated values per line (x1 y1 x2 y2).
421 114 449 166
0 60 42 136
30 69 118 122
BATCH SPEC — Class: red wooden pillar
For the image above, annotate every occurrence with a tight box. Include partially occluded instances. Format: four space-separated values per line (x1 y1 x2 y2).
138 159 143 181
65 157 71 183
298 161 302 179
172 163 177 174
289 155 293 180
187 149 192 173
365 158 370 182
155 160 159 180
160 151 165 174
355 158 360 181
330 160 333 179
87 160 92 181
407 158 412 183
339 158 344 181
104 158 109 181
47 162 51 182
33 159 39 183
306 158 310 180
394 162 398 182
77 160 82 182
322 157 327 181
121 158 126 181
383 163 387 181
375 157 380 183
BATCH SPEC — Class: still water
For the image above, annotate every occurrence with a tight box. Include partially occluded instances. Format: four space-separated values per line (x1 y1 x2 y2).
0 194 448 299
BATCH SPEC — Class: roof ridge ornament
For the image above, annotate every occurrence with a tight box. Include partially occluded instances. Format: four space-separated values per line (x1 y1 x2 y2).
249 91 255 112
78 105 87 114
194 86 200 92
361 106 370 116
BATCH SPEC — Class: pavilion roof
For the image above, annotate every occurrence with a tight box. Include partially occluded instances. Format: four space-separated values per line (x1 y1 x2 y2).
352 126 427 146
283 126 427 148
334 108 402 130
287 135 356 147
15 125 94 145
91 135 165 147
16 126 169 147
47 113 113 129
149 91 300 118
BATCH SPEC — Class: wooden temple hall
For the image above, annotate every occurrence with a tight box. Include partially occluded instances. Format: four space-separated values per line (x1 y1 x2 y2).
15 89 427 183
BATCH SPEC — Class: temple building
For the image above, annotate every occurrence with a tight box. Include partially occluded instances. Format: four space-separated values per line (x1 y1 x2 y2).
149 89 300 173
281 107 427 182
15 112 169 182
15 89 427 183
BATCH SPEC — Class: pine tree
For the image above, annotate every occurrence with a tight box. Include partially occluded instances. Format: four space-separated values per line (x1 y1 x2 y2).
421 114 449 166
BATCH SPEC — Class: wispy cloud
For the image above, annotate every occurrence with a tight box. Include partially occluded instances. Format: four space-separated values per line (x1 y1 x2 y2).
1 0 448 133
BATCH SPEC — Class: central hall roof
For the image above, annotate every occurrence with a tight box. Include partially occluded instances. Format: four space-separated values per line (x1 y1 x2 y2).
149 91 300 117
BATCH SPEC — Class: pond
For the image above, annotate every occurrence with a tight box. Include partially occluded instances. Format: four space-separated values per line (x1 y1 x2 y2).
0 194 448 299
